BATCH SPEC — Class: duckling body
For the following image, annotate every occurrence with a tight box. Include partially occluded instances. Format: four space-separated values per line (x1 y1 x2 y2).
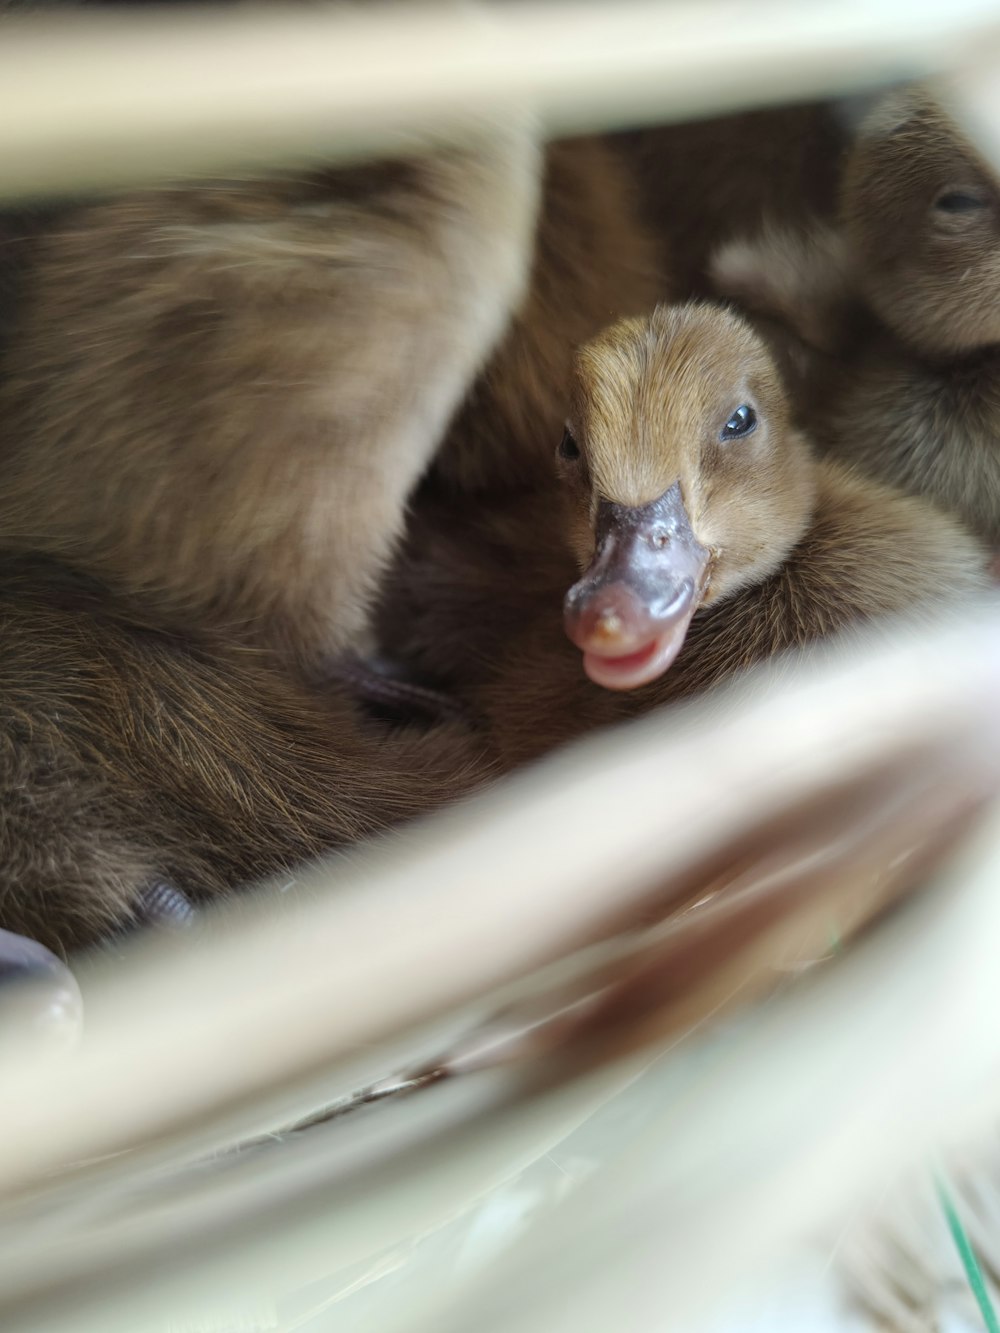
709 87 1000 545
816 337 1000 546
0 130 541 679
0 554 489 956
0 1 526 978
381 303 987 769
0 132 660 672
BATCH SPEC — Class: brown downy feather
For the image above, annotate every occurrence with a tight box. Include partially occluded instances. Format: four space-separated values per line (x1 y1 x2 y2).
0 554 492 957
0 128 663 668
0 83 660 950
380 303 988 769
708 85 1000 546
616 101 847 297
430 135 663 494
0 129 540 678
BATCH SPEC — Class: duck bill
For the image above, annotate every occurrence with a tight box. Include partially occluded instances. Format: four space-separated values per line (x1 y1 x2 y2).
564 483 711 692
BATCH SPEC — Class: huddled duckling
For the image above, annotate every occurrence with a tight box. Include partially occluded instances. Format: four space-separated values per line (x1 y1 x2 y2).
0 128 541 682
381 302 988 769
0 98 542 964
0 17 672 969
0 133 659 679
0 554 491 957
709 86 1000 548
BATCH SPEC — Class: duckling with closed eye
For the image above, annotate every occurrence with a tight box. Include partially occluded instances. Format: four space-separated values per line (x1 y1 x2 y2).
709 86 1000 548
380 301 988 768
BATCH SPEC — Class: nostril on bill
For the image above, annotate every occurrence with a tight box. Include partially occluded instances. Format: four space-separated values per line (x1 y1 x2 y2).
593 607 625 642
566 583 659 656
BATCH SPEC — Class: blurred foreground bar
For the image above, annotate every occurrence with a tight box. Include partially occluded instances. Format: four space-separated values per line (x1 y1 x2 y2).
0 606 999 1331
1 0 1000 197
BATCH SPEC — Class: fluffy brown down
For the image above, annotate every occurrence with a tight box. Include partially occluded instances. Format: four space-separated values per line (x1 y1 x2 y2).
0 554 493 956
0 130 541 679
709 85 1000 545
0 132 662 672
616 101 847 296
0 95 670 949
380 303 989 769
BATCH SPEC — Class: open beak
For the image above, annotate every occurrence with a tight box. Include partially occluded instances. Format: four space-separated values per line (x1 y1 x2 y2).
564 482 711 691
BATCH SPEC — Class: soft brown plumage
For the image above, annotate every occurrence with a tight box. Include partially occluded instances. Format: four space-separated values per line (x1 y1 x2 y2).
433 136 662 495
0 102 665 952
709 86 1000 545
0 554 492 956
616 102 847 297
380 302 988 768
0 132 661 672
0 113 545 956
0 131 541 679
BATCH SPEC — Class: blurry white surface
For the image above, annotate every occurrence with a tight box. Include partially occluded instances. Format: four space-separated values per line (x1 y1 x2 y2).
273 1017 990 1333
2 609 1000 1331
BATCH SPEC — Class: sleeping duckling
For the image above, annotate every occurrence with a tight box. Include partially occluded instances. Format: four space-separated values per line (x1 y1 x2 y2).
709 86 1000 547
380 302 988 768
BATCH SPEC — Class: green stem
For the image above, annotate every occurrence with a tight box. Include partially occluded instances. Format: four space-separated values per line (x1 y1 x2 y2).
936 1173 1000 1333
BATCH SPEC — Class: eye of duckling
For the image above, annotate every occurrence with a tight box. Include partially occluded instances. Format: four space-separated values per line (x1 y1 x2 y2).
932 185 991 216
720 404 757 442
558 426 581 461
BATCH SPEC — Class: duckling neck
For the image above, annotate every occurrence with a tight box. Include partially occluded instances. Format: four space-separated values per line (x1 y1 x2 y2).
821 324 1000 545
887 321 1000 379
710 461 985 653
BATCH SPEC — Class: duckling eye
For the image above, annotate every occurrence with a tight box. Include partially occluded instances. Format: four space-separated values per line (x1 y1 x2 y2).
933 187 990 214
558 427 581 461
720 405 757 442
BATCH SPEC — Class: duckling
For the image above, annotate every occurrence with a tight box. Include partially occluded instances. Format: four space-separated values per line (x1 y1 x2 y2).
0 126 541 680
0 554 491 957
0 125 660 676
380 302 988 768
708 86 1000 546
0 12 664 954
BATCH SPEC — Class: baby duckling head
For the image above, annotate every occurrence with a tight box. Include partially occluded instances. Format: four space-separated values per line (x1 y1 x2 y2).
842 87 1000 358
559 302 814 691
